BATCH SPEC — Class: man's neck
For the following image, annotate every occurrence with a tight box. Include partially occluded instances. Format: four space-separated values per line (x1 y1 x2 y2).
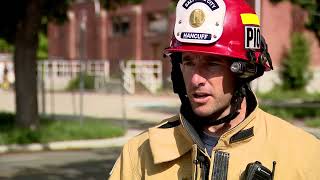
203 97 247 136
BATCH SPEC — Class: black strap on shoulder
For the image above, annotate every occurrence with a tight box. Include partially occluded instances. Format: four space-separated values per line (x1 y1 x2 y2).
229 127 254 144
158 120 181 129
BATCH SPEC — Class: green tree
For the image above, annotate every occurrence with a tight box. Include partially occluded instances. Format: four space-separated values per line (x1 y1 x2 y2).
280 33 312 90
0 38 14 53
0 1 71 130
0 0 142 130
37 33 48 60
1 34 49 60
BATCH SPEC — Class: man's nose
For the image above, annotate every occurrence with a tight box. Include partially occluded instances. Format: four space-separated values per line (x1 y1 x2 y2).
191 70 206 87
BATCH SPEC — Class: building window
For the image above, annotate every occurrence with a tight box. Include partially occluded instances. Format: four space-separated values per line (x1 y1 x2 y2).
146 12 168 36
111 16 130 36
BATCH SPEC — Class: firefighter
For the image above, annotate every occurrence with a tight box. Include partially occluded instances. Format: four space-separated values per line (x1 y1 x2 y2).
109 0 320 179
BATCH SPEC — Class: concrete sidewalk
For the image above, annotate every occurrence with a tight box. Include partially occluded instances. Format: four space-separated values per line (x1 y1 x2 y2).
0 91 319 154
0 91 180 122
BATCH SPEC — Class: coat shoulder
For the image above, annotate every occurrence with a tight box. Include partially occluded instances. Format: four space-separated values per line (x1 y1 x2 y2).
125 114 181 149
258 108 319 142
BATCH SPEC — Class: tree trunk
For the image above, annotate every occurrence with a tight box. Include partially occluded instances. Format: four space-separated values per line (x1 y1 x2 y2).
14 0 42 129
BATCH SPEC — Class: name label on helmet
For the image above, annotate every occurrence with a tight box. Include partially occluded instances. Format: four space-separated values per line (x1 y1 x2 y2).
183 0 219 11
245 26 261 49
174 0 226 44
181 32 212 40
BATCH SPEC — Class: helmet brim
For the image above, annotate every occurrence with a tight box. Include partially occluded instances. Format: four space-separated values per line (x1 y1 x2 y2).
164 43 248 61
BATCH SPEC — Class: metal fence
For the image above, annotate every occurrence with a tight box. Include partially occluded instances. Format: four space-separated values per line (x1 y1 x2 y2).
37 60 110 90
120 60 162 94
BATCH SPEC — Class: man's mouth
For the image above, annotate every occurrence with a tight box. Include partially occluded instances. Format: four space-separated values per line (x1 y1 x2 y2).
191 92 211 103
193 93 209 98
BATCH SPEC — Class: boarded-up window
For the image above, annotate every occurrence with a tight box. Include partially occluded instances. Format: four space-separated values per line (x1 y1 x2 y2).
146 12 168 35
111 16 130 36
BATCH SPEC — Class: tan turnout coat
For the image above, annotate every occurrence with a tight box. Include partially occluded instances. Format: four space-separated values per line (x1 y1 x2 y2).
109 97 320 179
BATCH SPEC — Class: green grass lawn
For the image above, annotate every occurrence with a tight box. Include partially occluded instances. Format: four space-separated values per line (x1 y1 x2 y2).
305 119 320 128
257 86 320 101
260 105 320 120
0 112 125 145
257 86 320 128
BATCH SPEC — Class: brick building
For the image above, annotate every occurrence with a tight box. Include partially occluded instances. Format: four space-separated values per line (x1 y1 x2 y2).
48 0 320 91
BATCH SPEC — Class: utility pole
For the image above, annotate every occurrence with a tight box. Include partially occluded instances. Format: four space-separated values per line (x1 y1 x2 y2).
79 9 87 124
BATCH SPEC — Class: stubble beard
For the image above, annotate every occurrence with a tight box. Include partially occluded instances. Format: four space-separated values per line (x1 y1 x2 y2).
191 97 232 120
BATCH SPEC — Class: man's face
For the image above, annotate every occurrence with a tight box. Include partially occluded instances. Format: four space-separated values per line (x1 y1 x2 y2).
180 52 236 118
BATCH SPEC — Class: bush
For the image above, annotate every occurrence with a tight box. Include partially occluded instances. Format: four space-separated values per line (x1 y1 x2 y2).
280 33 312 90
66 73 95 91
0 112 15 127
37 32 48 60
0 38 13 52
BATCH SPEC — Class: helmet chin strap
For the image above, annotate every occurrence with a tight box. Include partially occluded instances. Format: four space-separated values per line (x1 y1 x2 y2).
170 53 247 128
179 83 246 128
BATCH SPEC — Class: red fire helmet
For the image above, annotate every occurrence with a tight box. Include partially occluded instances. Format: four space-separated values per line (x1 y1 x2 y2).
165 0 272 71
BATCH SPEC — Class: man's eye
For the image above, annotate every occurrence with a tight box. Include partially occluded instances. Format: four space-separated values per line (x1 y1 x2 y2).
208 62 220 66
182 61 194 66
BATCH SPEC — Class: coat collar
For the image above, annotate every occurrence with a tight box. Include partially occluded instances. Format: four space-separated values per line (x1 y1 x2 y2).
148 91 259 164
148 115 193 164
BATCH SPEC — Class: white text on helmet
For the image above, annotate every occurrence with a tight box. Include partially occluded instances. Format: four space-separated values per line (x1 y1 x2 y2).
183 0 219 11
181 32 212 40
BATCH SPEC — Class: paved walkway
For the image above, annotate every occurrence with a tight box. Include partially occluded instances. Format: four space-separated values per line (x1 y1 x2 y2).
0 147 122 179
0 90 180 122
0 90 319 155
